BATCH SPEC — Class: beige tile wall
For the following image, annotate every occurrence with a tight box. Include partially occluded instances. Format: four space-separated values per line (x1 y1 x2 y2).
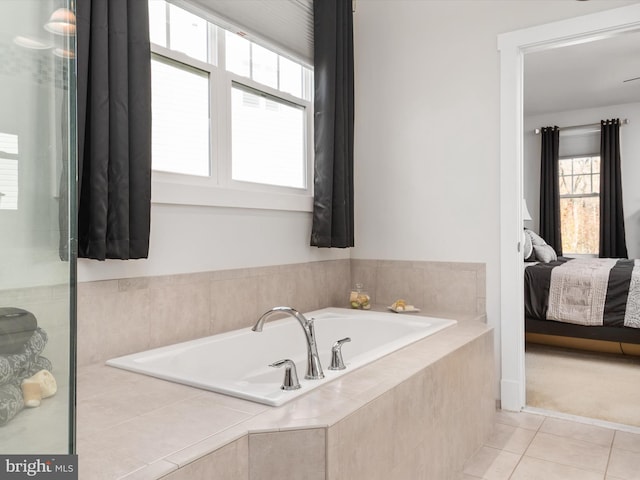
76 260 351 366
75 258 486 366
351 259 486 316
249 429 326 480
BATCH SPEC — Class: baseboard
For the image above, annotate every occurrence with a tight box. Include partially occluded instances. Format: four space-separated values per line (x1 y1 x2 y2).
500 378 524 412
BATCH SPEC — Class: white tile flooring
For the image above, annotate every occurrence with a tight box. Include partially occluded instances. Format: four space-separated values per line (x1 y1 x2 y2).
462 410 640 480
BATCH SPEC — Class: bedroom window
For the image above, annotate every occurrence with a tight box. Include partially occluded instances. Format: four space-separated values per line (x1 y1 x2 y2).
559 155 600 255
148 0 313 209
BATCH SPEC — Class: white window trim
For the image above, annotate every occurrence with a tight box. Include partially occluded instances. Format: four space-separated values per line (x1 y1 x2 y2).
150 10 314 212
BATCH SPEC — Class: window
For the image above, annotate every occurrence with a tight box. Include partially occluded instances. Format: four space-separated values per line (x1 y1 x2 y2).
0 132 19 210
559 155 600 254
149 1 210 63
148 0 313 208
231 84 305 188
151 55 210 176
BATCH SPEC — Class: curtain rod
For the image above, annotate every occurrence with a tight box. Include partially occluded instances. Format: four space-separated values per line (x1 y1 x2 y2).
534 118 629 135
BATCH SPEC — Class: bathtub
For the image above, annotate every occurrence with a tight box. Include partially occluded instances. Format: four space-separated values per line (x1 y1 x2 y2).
106 307 456 406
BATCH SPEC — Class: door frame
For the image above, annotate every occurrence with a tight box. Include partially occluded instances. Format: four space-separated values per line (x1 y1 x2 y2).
498 3 640 411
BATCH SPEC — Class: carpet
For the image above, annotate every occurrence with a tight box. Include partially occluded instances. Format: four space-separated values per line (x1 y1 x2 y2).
526 343 640 427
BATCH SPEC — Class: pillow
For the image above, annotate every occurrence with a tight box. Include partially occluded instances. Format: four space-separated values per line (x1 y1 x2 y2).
533 244 557 263
524 228 547 246
523 230 533 260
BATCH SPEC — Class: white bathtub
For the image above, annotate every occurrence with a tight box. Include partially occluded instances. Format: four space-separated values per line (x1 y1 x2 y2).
106 307 456 406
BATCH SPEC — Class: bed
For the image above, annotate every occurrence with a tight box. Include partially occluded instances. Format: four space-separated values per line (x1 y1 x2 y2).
524 256 640 355
522 227 640 354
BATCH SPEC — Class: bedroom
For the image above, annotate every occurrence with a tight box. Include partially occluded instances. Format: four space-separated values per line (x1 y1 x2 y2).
521 29 640 425
4 1 640 478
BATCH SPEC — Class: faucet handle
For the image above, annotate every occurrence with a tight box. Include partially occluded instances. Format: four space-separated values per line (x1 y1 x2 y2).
328 337 351 370
269 359 301 390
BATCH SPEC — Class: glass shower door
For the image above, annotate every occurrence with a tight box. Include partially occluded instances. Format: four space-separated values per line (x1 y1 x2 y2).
0 0 76 454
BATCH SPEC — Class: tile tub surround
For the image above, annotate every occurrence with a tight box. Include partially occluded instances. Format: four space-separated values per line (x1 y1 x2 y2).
77 258 486 367
76 259 351 366
76 317 494 479
351 259 486 317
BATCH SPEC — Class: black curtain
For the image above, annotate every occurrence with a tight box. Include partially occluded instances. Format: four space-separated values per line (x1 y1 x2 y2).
310 0 354 248
599 119 628 258
539 126 562 255
76 0 152 260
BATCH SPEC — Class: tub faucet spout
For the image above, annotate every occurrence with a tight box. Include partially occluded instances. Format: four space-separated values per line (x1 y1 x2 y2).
252 306 324 380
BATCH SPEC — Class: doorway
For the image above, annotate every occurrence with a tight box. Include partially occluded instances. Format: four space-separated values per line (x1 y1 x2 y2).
498 3 640 413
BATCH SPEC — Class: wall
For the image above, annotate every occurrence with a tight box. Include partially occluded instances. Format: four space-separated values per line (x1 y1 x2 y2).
351 0 640 395
524 102 640 258
77 205 349 282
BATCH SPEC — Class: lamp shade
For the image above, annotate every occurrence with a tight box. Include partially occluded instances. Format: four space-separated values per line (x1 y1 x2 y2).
522 199 532 222
44 8 76 36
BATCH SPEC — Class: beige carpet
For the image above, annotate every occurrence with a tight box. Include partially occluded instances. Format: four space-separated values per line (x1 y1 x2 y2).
526 343 640 427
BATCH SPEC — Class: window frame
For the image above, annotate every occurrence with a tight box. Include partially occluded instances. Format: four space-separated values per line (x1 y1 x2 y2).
150 49 214 179
149 2 314 212
558 154 601 255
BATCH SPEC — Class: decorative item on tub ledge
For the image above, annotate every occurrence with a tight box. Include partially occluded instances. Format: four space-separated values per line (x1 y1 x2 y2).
349 283 370 309
388 299 420 313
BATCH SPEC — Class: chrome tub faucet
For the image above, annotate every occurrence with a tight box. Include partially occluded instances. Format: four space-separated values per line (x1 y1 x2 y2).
252 306 324 380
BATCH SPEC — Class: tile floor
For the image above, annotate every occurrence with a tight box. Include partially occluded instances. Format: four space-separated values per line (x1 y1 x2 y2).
462 410 640 480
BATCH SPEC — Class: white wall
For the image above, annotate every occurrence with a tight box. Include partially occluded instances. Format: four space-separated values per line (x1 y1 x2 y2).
351 0 640 391
78 204 349 282
524 102 640 258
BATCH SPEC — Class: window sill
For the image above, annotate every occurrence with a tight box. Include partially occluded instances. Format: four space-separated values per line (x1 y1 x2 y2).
151 180 313 212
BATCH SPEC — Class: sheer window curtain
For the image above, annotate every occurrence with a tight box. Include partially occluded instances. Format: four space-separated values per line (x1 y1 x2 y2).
599 118 628 258
76 0 152 260
539 126 562 255
310 0 355 248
